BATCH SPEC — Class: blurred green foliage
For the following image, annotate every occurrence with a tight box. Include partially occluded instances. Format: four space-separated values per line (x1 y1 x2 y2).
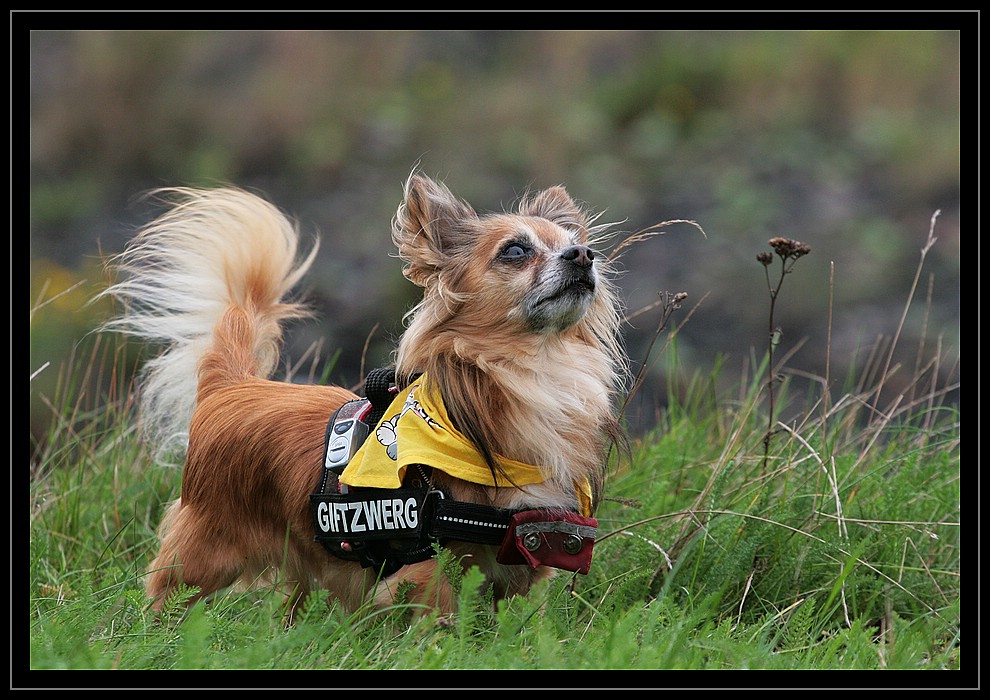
28 29 960 455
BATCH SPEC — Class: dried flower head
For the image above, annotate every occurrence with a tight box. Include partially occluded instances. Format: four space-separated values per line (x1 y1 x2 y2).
756 251 773 266
659 290 688 313
767 237 811 260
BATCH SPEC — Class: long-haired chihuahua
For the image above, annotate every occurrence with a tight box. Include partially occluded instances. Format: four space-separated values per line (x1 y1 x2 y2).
103 174 626 619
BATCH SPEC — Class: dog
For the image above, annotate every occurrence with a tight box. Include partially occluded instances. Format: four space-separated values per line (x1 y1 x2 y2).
103 174 626 619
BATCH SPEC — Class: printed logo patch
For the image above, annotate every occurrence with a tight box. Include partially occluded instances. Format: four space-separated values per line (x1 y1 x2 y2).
311 488 429 542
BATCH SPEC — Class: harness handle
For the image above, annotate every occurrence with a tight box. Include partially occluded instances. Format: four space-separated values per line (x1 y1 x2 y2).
363 366 397 429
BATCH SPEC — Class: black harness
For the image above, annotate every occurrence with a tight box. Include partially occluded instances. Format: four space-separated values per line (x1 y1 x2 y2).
309 368 598 579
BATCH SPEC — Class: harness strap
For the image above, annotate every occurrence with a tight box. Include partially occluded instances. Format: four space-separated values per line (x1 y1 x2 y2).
432 498 514 545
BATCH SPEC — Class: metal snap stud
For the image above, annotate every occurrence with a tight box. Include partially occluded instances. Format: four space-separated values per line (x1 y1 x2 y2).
522 532 542 551
563 534 583 555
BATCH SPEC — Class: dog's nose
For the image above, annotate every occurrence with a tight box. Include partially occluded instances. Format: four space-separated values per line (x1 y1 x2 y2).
561 245 595 268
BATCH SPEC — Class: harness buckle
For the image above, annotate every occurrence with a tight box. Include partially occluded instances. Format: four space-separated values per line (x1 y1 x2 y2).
323 398 373 473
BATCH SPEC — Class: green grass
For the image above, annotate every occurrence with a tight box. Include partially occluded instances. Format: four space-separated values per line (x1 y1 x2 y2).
25 336 960 677
26 220 962 681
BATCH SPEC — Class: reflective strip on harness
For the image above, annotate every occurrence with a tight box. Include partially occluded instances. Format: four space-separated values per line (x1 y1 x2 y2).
514 520 598 539
432 498 515 544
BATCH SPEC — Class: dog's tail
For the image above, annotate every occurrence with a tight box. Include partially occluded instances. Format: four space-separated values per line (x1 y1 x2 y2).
101 188 318 461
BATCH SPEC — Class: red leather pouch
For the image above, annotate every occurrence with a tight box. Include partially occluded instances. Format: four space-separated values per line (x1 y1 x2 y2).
496 510 598 574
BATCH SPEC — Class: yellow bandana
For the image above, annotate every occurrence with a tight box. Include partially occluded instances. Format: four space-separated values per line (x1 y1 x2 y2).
339 375 592 515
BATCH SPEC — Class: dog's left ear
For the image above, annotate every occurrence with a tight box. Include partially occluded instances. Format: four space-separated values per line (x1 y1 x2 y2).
518 186 589 239
393 174 478 287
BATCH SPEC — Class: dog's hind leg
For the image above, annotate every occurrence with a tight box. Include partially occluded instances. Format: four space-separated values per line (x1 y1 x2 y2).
145 499 245 613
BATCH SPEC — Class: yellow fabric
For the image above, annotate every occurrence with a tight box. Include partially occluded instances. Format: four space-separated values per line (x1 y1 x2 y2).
339 374 592 515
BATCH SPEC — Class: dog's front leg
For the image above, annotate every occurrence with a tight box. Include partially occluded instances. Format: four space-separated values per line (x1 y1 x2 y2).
372 558 457 618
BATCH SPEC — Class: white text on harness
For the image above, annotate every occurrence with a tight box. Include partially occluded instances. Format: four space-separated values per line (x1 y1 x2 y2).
315 497 420 535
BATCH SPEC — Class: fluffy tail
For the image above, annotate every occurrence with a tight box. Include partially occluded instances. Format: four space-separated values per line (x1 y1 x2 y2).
101 188 318 461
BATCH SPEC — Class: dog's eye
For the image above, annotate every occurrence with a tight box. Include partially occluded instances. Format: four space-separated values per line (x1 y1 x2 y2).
499 242 531 261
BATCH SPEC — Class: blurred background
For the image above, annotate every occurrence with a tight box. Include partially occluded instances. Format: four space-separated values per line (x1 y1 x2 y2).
28 29 960 458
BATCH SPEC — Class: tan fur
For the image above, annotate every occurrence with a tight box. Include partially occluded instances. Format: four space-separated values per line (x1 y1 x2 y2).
104 175 625 620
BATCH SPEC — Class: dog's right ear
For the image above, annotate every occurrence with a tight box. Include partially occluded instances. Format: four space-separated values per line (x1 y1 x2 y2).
393 174 478 287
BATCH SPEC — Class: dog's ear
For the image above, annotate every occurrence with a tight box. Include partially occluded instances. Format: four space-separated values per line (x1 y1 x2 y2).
393 175 477 286
518 186 589 238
